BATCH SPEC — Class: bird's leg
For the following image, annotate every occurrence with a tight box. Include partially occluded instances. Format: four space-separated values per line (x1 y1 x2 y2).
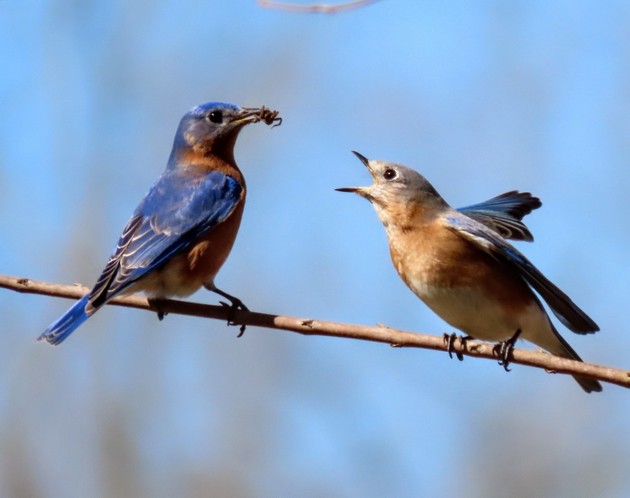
443 333 471 361
492 329 522 372
148 297 168 321
204 284 248 337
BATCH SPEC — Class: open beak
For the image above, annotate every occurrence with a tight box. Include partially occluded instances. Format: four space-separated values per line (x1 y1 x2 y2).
336 151 373 196
351 150 370 169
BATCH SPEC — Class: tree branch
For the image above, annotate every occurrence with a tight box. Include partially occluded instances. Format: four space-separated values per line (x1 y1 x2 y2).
2 274 628 390
257 0 381 14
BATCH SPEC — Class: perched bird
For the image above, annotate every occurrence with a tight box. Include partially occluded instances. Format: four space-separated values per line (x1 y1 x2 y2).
337 152 601 392
40 102 281 345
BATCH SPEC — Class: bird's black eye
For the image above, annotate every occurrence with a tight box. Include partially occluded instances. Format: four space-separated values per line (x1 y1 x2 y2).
208 110 223 124
383 168 397 181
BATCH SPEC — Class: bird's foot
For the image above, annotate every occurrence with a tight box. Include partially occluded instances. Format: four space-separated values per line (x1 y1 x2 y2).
492 329 522 372
218 298 249 337
443 333 470 361
205 285 249 337
148 298 168 321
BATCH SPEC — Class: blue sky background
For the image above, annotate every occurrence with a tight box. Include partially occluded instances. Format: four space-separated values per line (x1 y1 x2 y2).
1 1 629 497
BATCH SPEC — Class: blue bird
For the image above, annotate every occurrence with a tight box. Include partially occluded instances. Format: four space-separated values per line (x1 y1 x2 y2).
40 102 281 345
338 152 601 392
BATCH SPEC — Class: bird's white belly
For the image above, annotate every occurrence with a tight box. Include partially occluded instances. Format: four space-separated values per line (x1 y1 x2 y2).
407 279 542 343
125 255 210 299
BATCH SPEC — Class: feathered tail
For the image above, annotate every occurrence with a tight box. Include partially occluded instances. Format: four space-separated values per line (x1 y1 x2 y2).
38 295 94 346
541 322 602 393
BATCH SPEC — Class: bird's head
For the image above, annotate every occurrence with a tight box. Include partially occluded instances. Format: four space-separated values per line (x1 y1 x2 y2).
337 151 447 213
171 102 281 164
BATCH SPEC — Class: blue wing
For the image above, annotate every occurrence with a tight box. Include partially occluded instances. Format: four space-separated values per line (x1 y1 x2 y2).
458 191 541 242
88 169 243 308
444 213 599 334
39 169 242 345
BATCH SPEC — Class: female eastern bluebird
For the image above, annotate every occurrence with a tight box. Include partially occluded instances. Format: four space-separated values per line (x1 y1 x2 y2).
40 102 281 345
338 152 601 392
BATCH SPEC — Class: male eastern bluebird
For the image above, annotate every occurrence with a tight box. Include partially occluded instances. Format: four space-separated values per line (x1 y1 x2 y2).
39 102 281 346
337 152 601 392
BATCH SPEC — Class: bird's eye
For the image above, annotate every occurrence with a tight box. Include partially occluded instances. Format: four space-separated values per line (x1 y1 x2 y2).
208 110 223 124
383 169 397 181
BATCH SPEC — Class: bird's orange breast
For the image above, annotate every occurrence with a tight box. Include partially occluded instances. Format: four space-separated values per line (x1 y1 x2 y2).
389 218 534 316
183 198 245 283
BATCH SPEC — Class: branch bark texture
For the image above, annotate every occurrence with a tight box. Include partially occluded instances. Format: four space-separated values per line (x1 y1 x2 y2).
2 274 627 390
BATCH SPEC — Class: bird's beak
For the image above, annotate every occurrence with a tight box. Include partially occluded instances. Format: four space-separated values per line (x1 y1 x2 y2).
335 151 373 197
335 186 364 194
233 106 282 128
352 150 371 169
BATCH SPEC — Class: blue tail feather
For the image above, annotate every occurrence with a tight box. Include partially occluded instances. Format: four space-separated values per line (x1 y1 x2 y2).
39 295 92 346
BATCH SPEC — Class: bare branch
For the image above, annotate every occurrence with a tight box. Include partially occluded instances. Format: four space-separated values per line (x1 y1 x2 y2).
257 0 381 14
2 274 628 390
